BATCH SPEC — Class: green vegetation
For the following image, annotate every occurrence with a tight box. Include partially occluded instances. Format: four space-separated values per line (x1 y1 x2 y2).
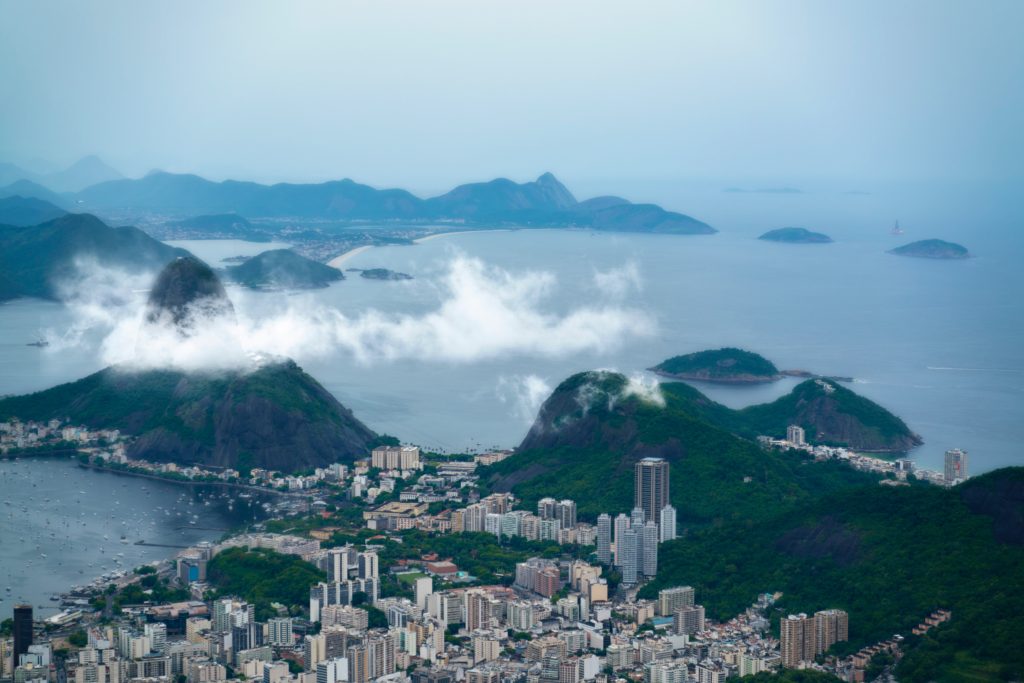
724 379 922 452
758 227 833 244
889 239 970 260
0 359 378 472
226 249 344 289
651 348 780 382
67 630 88 647
485 372 878 522
207 547 326 620
640 469 1024 682
739 672 840 683
377 530 587 586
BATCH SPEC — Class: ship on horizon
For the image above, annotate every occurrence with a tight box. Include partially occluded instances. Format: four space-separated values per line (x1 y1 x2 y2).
891 220 905 236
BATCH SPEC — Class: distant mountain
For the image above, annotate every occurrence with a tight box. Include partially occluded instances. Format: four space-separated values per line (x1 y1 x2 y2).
167 213 270 241
759 227 833 243
425 172 577 218
0 360 379 472
72 171 714 234
225 249 344 290
0 213 187 301
651 347 782 383
0 162 35 188
0 179 71 208
0 196 67 227
0 156 122 193
40 155 123 192
889 239 969 260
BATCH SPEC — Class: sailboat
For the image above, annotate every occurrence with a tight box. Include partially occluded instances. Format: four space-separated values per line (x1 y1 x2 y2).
890 220 904 236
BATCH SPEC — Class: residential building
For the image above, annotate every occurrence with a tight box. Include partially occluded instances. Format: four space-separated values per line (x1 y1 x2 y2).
635 457 670 525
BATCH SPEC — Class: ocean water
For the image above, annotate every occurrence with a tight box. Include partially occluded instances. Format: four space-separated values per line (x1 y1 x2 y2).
0 456 269 611
1 182 1022 475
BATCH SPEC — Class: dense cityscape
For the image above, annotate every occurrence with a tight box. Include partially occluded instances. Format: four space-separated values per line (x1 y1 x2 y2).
1 439 971 683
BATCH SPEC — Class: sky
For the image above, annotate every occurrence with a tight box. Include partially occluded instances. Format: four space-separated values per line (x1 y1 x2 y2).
1 0 1022 195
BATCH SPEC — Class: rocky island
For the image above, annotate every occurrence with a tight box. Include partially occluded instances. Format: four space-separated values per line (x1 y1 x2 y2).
651 347 804 384
348 267 413 281
225 249 344 289
889 239 970 259
759 227 833 243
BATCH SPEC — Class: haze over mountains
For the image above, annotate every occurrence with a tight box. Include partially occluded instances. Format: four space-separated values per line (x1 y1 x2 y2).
0 158 713 234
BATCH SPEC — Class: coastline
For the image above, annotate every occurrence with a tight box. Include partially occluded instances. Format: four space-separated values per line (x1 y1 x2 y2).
413 228 516 244
326 244 374 268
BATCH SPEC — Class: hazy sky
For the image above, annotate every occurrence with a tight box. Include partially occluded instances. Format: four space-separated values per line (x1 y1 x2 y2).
1 0 1021 193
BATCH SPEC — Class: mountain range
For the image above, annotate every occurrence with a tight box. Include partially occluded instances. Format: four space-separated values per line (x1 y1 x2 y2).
0 165 714 234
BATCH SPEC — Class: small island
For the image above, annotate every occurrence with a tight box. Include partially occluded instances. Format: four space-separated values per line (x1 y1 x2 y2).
225 249 344 289
348 267 413 281
759 227 833 244
888 239 970 260
652 348 790 384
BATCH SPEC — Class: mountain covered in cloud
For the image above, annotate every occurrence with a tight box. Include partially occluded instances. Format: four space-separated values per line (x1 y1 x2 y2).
72 170 715 234
0 256 379 472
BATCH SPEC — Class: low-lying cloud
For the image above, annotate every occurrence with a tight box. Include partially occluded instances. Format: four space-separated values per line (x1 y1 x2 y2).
48 255 657 372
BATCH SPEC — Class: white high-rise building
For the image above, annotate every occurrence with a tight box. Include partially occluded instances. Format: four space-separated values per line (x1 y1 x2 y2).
268 618 293 647
621 528 639 585
415 577 433 610
658 505 677 543
944 448 968 485
613 514 629 567
641 521 659 577
631 506 646 527
596 514 612 565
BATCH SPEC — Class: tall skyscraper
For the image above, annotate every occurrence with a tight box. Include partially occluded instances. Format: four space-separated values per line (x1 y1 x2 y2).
944 448 968 485
596 514 612 565
620 528 639 585
659 505 677 543
635 457 670 525
641 521 659 577
13 604 33 664
612 514 629 567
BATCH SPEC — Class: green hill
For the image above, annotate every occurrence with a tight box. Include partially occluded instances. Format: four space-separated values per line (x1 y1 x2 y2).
485 371 878 523
651 348 781 383
226 249 344 289
0 213 187 301
0 360 378 472
642 469 1024 682
731 379 922 452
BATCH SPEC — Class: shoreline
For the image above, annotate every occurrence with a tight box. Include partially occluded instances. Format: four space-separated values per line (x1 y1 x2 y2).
326 244 374 268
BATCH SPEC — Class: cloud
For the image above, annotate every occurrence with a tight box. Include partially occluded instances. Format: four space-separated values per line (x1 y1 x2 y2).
52 255 657 372
621 372 665 407
496 374 552 425
592 261 642 299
